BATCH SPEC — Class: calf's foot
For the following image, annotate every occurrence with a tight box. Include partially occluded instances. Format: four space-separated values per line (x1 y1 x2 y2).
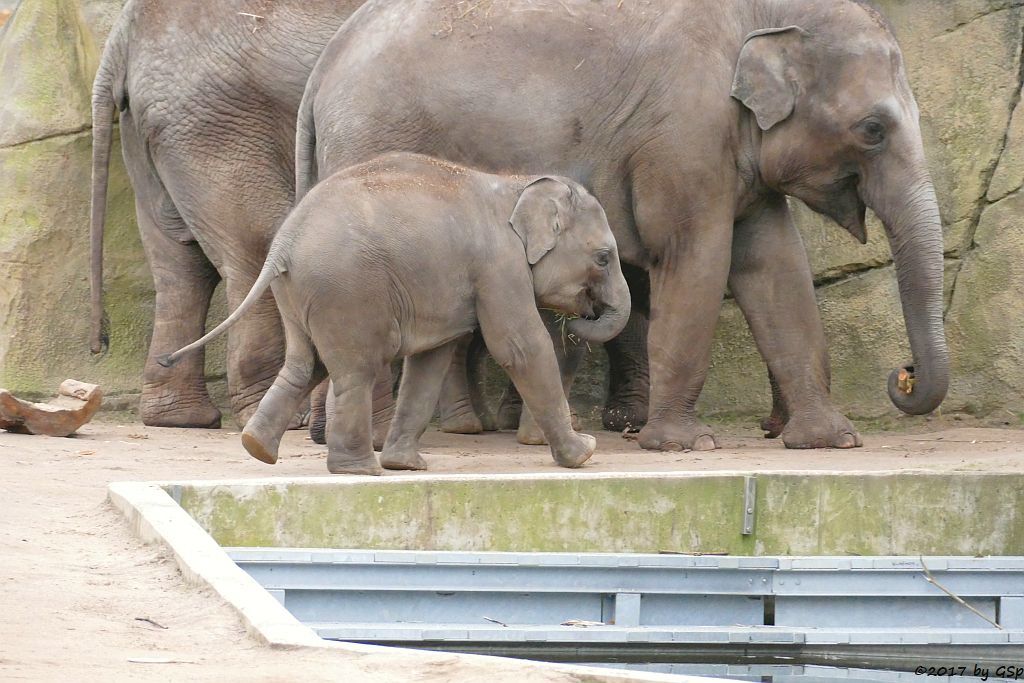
380 446 429 471
550 432 596 468
327 450 384 476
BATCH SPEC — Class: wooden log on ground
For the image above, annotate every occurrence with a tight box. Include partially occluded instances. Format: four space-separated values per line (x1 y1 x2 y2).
0 380 103 437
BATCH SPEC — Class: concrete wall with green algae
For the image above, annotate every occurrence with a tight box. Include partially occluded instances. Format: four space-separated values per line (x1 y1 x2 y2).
0 0 228 407
175 473 1024 556
4 0 1024 422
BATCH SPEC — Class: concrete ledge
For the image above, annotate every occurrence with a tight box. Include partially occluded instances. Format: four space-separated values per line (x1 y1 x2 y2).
107 480 727 683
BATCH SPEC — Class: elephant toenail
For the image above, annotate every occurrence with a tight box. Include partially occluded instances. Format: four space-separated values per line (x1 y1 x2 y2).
693 435 717 451
836 433 858 449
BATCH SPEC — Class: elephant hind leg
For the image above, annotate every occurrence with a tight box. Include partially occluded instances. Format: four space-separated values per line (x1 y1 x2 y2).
242 323 326 465
119 119 222 428
381 341 459 471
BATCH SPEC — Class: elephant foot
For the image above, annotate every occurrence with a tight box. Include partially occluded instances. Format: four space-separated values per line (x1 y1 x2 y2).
240 429 279 465
517 409 580 445
638 417 718 452
380 446 429 471
781 411 862 449
760 412 786 439
140 389 221 429
550 433 596 468
602 403 647 433
439 410 483 435
327 450 383 475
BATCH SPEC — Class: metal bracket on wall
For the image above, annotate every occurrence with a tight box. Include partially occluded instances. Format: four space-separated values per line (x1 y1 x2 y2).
742 476 756 535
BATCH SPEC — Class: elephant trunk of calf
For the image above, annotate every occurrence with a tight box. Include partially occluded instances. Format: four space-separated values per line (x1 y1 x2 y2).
567 263 632 344
875 175 949 415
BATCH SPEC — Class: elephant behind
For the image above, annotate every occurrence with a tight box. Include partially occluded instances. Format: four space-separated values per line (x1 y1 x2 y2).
297 0 949 450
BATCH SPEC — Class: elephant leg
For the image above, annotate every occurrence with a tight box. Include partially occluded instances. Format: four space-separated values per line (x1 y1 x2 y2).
517 312 585 445
729 196 861 449
635 195 733 452
760 370 788 439
371 366 395 450
319 373 391 451
218 254 287 429
324 369 383 476
603 307 650 432
242 322 326 465
465 331 497 431
119 122 222 428
381 341 459 470
495 381 524 431
436 333 484 434
479 305 594 468
308 379 330 444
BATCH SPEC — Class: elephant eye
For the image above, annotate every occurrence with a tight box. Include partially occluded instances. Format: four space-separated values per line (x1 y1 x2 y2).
594 251 610 267
858 119 886 146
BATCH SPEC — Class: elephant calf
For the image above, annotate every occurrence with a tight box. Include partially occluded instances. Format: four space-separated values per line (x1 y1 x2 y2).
159 153 630 474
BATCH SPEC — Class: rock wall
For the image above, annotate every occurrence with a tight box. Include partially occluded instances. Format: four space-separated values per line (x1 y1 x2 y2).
1 0 1022 425
0 0 228 408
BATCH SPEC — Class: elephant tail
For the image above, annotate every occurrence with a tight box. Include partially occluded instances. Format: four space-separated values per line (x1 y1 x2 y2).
89 15 130 355
156 256 287 369
295 83 318 202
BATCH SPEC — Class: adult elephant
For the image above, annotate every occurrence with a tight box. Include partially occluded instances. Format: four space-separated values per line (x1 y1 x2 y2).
297 0 949 450
89 0 650 433
89 0 367 428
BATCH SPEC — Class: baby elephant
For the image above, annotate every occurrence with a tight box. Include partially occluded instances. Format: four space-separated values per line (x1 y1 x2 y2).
159 153 630 474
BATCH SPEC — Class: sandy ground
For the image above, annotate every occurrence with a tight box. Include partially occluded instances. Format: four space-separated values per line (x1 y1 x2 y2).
2 415 1024 682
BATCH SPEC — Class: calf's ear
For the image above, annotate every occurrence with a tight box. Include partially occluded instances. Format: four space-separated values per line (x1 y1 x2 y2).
510 177 572 264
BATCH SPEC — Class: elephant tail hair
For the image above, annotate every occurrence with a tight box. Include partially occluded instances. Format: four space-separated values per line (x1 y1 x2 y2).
89 15 130 355
156 258 286 369
294 82 318 202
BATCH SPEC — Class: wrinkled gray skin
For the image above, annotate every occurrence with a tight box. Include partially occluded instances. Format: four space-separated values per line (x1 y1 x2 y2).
90 0 367 429
89 0 649 437
299 0 948 451
160 154 631 474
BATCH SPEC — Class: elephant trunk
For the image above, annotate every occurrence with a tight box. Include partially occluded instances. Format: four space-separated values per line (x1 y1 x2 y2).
568 260 632 343
874 174 949 415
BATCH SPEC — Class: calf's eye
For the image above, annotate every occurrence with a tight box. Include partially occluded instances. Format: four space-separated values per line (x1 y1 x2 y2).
595 252 610 267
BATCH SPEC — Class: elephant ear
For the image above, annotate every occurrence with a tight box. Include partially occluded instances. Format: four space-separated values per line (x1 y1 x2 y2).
730 26 807 131
510 177 572 265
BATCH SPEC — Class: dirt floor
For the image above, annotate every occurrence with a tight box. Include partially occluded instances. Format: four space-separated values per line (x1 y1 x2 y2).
3 415 1024 682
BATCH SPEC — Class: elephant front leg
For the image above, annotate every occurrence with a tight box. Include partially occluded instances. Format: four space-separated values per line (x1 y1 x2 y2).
516 312 585 445
479 302 594 468
759 370 788 438
602 308 650 432
308 379 330 444
729 196 860 449
636 214 734 452
381 342 458 470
